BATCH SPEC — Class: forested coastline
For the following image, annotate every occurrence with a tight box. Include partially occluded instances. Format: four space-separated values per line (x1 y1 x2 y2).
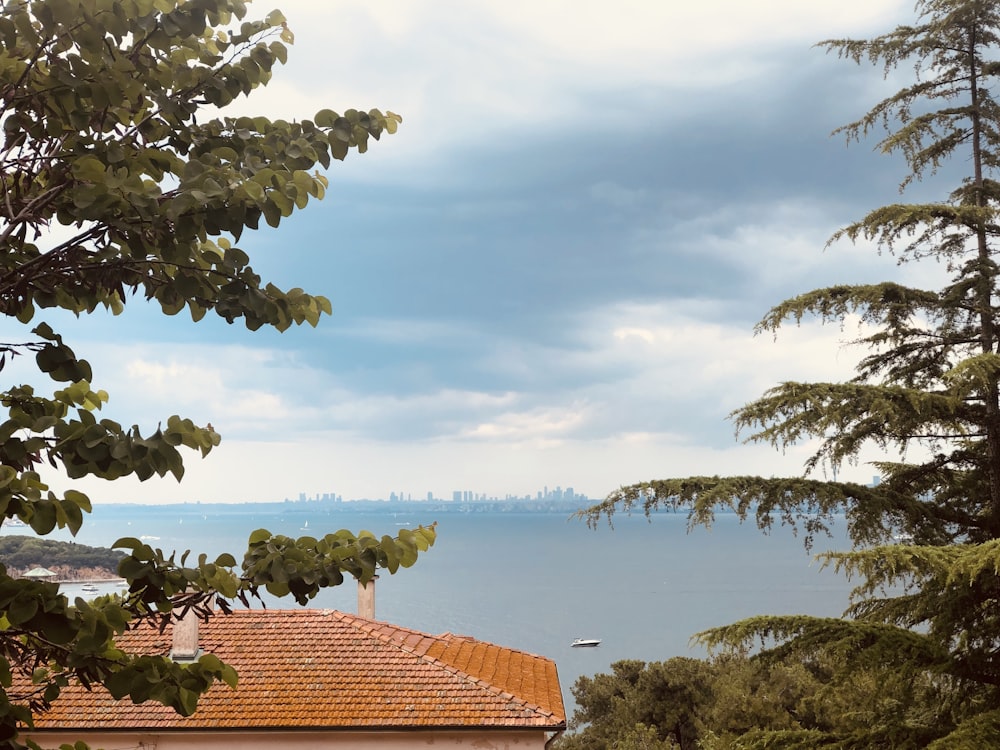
0 536 123 581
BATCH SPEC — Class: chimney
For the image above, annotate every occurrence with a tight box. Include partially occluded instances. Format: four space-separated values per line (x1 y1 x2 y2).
171 610 200 661
357 575 377 619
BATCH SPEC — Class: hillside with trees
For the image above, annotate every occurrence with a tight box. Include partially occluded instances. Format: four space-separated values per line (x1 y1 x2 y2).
568 1 1000 747
0 536 123 581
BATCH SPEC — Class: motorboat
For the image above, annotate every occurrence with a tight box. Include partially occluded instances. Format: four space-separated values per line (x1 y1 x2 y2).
81 584 99 593
571 638 601 648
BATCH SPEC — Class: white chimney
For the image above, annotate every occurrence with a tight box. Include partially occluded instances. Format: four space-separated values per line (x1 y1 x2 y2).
357 576 377 619
171 610 200 661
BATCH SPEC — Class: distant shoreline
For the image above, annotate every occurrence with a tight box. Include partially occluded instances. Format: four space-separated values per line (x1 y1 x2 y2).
90 498 597 514
56 578 126 587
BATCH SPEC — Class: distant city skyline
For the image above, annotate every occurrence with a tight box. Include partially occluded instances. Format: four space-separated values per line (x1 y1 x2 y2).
291 484 589 504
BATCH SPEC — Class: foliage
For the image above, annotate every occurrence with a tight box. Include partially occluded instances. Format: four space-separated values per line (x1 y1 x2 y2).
554 655 840 750
556 654 951 750
0 0 431 747
579 0 1000 745
554 659 710 750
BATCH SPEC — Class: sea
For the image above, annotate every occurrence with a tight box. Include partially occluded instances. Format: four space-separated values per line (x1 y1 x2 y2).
8 504 858 719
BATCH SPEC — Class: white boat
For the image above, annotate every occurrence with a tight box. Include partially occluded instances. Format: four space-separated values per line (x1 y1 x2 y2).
81 584 99 593
571 638 601 648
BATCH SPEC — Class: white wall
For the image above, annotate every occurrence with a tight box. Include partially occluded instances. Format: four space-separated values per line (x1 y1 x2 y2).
27 728 556 749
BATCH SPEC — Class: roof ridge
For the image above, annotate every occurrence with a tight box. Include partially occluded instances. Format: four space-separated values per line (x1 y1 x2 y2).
332 611 563 723
408 648 563 723
332 610 453 645
333 611 554 659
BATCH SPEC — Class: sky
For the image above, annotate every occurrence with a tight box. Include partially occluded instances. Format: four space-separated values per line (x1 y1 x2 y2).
19 0 950 504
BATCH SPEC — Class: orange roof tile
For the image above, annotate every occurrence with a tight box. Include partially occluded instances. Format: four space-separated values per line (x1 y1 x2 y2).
30 609 566 732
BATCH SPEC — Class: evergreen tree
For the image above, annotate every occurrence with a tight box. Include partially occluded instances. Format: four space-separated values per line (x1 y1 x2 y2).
583 1 1000 745
555 654 878 750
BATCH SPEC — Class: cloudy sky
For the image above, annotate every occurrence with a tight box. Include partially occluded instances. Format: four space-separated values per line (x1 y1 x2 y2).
27 0 948 504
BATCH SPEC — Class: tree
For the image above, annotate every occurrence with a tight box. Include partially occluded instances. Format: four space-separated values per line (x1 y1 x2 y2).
582 0 1000 745
0 0 435 747
0 535 123 575
555 653 842 750
555 658 713 750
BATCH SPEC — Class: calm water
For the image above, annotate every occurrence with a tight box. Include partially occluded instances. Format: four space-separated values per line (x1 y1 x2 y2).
17 505 857 717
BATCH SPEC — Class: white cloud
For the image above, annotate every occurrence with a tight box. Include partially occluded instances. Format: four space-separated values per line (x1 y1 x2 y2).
463 404 589 442
480 0 904 83
220 0 909 184
126 358 224 395
51 343 313 435
613 326 656 344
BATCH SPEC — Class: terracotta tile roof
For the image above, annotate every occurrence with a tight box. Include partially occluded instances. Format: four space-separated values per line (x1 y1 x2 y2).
30 609 566 731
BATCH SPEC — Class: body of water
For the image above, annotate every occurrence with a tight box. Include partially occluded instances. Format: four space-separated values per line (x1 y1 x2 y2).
12 505 858 718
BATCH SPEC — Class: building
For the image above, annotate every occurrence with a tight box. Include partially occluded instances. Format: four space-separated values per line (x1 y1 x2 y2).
25 585 566 749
